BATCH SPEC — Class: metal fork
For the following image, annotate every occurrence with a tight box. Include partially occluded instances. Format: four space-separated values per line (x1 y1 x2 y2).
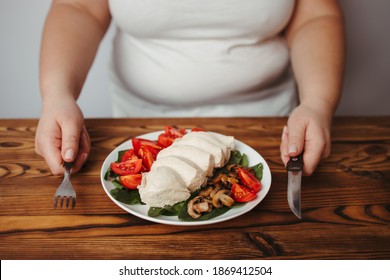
53 161 76 209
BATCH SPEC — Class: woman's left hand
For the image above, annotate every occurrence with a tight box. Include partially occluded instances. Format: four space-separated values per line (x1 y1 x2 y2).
280 103 332 176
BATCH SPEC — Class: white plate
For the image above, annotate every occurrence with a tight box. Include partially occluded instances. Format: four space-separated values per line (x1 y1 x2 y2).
100 131 272 226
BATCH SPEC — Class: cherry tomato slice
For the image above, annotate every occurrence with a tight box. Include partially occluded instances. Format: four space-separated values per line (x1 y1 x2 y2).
119 174 142 190
191 127 206 132
132 138 162 155
120 149 138 162
138 146 157 172
157 133 176 148
237 168 262 193
231 183 257 203
110 158 143 176
164 125 187 137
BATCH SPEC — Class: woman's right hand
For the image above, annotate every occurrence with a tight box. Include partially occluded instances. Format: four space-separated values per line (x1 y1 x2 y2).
35 95 90 175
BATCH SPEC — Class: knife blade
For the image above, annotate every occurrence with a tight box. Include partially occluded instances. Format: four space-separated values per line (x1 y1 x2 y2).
287 153 303 219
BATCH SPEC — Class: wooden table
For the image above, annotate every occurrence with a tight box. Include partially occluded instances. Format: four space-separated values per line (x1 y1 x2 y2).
1 117 389 260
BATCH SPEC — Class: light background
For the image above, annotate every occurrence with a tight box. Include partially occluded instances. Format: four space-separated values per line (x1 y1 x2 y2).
0 0 389 118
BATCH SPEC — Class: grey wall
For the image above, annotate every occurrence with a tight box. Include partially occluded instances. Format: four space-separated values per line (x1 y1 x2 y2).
0 0 114 118
0 0 389 119
336 0 390 115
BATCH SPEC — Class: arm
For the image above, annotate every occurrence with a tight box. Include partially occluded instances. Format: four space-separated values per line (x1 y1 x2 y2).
280 0 345 175
35 0 111 174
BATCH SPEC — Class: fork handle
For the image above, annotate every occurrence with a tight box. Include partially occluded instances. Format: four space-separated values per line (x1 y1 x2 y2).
63 161 73 175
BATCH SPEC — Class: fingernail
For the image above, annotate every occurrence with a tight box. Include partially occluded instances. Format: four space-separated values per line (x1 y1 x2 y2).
288 144 298 155
64 149 74 161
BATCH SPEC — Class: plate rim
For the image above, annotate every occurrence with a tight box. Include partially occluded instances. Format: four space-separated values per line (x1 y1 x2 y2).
100 130 272 226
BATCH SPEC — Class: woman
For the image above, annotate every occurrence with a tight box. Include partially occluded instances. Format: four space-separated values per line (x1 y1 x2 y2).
35 0 345 176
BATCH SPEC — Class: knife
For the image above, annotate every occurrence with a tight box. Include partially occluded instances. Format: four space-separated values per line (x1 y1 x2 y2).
287 153 303 219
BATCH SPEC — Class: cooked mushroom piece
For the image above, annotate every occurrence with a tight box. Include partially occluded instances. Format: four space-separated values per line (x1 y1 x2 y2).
227 177 238 185
210 186 222 198
220 174 229 186
187 196 212 218
212 189 235 208
193 201 212 213
198 186 213 197
211 173 223 184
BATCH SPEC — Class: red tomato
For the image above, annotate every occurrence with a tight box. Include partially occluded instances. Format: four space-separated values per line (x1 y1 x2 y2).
119 174 142 190
164 125 186 138
120 149 138 162
138 146 157 171
110 158 143 176
231 183 257 203
157 133 176 148
132 138 162 155
191 127 206 132
237 168 262 193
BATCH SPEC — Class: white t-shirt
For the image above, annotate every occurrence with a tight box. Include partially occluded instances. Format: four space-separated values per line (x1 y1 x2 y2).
108 0 297 117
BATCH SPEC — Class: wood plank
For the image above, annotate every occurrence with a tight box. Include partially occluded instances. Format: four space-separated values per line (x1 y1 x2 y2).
1 117 389 259
1 224 389 259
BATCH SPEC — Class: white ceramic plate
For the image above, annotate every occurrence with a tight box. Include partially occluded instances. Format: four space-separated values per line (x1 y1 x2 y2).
100 131 272 226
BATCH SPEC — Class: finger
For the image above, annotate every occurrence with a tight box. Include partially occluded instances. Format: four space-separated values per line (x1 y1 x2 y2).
322 134 331 160
286 120 306 157
280 126 290 166
72 152 88 173
302 132 327 176
44 144 64 175
35 122 64 175
60 121 82 163
37 133 63 175
71 128 91 173
82 125 91 147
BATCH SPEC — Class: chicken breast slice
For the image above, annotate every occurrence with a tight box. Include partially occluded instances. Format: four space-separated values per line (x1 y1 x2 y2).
208 132 235 151
157 145 214 176
151 156 206 192
174 136 225 168
180 131 231 164
138 166 190 207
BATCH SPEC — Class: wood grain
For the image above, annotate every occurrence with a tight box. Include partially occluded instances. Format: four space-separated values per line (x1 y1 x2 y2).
0 117 389 259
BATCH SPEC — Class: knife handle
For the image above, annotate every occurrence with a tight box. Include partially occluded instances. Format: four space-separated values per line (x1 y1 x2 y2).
286 153 303 171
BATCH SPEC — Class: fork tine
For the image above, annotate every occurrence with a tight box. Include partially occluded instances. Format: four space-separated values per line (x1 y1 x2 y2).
53 161 76 209
54 196 58 209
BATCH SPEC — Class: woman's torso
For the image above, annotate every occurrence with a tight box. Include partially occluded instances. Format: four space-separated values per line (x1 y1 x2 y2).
108 0 296 116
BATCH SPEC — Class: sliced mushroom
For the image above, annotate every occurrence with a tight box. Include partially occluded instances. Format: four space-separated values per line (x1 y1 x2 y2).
188 196 212 219
193 201 212 213
198 186 213 197
210 186 222 198
212 189 235 208
227 177 238 185
220 174 229 186
225 164 236 171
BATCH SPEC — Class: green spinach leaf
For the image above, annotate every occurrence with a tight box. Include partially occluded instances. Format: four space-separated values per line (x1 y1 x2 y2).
110 188 144 205
111 178 124 189
251 162 263 181
148 201 185 217
228 150 243 165
117 150 128 162
104 167 115 181
240 153 249 167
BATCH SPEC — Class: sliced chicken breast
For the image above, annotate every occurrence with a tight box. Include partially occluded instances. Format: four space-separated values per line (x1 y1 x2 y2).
180 131 231 164
151 156 206 192
208 132 235 151
138 166 190 207
157 145 214 176
174 136 225 168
